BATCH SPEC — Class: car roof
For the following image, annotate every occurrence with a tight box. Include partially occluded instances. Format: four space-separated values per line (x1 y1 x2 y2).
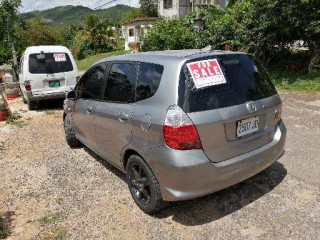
96 49 247 66
24 45 70 54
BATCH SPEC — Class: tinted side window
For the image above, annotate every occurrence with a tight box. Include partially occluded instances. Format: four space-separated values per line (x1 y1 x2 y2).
104 63 137 103
77 64 106 100
135 62 164 102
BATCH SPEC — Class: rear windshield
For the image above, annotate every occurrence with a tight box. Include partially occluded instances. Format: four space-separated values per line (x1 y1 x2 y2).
178 54 277 113
29 53 73 74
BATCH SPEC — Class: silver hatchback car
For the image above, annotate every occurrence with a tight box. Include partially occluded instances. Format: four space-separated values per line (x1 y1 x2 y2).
63 50 286 213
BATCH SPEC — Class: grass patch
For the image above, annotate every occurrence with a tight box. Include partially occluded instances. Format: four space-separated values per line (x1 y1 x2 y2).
0 212 14 239
76 50 127 71
45 110 56 115
6 112 27 128
41 226 67 240
0 217 11 239
40 212 62 226
269 69 320 93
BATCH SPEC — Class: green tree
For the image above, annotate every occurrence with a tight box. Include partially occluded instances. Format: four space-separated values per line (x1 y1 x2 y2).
231 0 320 66
73 14 115 59
121 0 158 23
0 0 22 64
121 9 143 24
198 0 320 69
142 18 196 51
139 0 158 17
17 18 63 46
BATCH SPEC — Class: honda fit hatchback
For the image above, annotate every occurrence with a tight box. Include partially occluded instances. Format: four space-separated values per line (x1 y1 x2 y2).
63 50 286 213
19 45 80 110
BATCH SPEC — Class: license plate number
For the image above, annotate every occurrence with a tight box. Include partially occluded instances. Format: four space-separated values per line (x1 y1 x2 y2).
237 116 259 137
49 81 60 87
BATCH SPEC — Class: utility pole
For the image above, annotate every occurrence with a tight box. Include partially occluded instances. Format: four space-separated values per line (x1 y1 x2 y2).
7 14 18 82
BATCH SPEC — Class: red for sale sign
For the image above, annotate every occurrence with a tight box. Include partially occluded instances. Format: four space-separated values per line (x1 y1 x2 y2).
54 53 66 62
186 59 226 89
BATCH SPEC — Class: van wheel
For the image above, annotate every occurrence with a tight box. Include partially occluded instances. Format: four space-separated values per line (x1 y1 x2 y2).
28 101 36 111
126 155 168 214
64 117 81 148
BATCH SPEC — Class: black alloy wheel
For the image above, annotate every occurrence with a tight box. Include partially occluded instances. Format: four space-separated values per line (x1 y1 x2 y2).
128 162 151 206
126 155 167 213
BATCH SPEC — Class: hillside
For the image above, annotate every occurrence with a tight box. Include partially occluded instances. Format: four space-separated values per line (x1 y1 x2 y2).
21 4 135 25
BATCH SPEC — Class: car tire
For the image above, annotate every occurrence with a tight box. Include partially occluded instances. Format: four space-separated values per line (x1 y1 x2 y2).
0 102 6 111
64 117 81 148
27 101 36 111
126 155 168 214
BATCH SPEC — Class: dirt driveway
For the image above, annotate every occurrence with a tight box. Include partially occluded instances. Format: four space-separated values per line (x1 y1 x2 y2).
0 93 319 240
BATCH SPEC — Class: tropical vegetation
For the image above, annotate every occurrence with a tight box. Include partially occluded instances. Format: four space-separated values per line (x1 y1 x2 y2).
142 0 320 73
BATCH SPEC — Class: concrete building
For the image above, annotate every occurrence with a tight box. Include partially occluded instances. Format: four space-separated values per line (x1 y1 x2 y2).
122 18 159 51
158 0 227 19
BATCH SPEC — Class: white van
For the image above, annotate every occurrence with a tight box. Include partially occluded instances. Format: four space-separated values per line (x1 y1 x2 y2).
19 45 80 110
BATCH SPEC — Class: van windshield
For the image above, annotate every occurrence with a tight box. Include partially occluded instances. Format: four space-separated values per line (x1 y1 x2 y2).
178 54 277 113
29 53 74 74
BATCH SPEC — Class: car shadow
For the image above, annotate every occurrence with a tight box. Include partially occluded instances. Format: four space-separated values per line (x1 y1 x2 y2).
35 99 64 111
83 147 287 226
83 147 127 182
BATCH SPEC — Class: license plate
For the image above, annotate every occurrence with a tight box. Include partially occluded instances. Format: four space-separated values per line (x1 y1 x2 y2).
49 81 60 87
237 116 259 137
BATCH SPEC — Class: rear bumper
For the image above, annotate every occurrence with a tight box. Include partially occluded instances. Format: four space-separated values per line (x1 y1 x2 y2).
26 88 72 102
144 121 287 201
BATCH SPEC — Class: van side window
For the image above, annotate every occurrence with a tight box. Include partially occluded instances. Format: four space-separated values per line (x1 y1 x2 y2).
104 63 137 103
77 64 106 100
135 62 164 102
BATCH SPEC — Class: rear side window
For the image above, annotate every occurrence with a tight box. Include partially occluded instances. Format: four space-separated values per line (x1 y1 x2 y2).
29 53 73 74
178 54 277 113
104 63 137 103
135 62 164 102
77 64 106 100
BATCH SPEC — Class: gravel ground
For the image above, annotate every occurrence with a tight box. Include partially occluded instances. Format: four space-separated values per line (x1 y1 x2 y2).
0 94 319 240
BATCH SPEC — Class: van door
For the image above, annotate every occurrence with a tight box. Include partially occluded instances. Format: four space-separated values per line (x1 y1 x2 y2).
93 62 137 167
72 64 107 147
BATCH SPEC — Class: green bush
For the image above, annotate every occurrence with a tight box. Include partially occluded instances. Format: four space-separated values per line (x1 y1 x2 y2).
142 18 197 51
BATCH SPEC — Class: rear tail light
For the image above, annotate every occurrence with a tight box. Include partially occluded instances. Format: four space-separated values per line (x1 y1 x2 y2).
24 80 31 91
25 85 31 91
163 105 202 150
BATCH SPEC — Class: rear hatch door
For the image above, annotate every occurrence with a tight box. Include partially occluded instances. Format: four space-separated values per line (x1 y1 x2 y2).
178 53 281 163
28 52 75 95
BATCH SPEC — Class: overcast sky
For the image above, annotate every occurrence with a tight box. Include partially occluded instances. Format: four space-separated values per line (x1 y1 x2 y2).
20 0 139 13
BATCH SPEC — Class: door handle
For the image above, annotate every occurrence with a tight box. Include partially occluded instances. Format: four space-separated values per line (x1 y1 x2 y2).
87 106 94 113
118 112 129 122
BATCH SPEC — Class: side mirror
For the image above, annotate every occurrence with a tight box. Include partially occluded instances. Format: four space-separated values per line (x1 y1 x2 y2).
67 90 75 99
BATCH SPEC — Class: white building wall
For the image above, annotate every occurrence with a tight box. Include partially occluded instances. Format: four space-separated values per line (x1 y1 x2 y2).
158 0 227 19
158 0 180 19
